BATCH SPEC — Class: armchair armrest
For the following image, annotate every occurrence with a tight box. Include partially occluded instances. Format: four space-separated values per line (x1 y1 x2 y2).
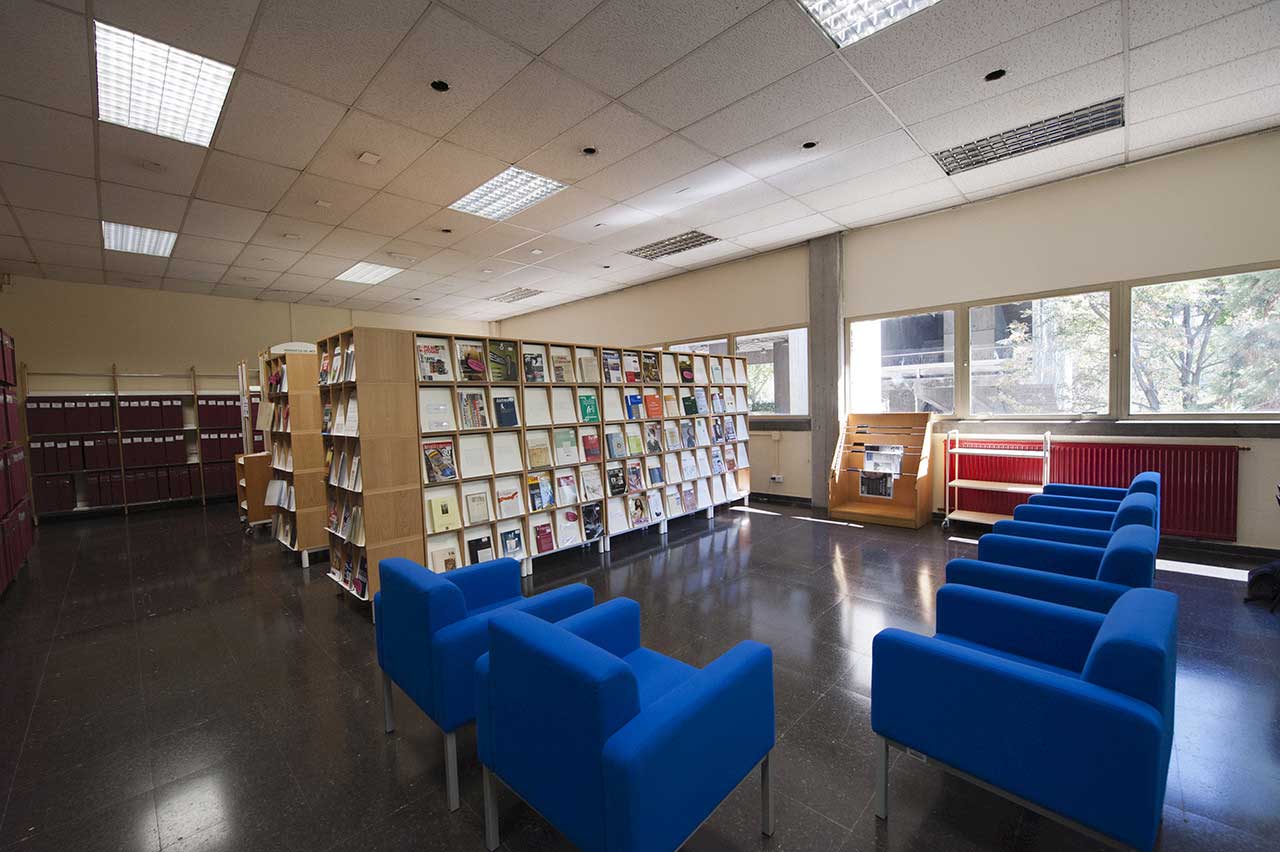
946 559 1131 613
509 582 596 625
1012 503 1115 530
558 597 641 658
934 584 1103 671
1043 483 1129 501
977 534 1105 577
444 557 521 612
990 519 1114 548
1029 494 1123 512
603 641 775 852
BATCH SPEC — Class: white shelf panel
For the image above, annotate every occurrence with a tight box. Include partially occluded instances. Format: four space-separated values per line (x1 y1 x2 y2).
948 447 1046 458
948 479 1043 495
946 510 1012 525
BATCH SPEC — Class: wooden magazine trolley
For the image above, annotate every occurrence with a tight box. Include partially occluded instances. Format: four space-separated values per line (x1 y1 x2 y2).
828 412 933 529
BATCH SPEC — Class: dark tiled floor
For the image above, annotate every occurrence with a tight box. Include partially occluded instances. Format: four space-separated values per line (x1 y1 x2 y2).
1 502 1278 851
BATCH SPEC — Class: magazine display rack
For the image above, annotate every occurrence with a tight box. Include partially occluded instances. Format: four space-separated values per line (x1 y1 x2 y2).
829 413 933 529
261 349 327 563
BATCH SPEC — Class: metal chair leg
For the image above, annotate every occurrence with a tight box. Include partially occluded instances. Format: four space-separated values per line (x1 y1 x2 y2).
380 669 395 734
761 752 775 837
483 765 500 851
444 730 460 812
875 736 889 821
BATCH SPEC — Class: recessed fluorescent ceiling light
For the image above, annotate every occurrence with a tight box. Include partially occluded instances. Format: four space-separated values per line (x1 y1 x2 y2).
796 0 940 47
336 262 403 284
101 221 177 256
94 21 235 147
449 167 566 221
625 230 719 261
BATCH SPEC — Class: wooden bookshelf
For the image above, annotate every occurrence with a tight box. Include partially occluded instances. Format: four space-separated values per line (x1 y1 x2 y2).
236 451 271 527
261 349 327 562
319 327 424 601
828 413 933 529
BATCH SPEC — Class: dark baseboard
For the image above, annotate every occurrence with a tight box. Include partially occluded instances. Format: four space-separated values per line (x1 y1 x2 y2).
749 492 812 508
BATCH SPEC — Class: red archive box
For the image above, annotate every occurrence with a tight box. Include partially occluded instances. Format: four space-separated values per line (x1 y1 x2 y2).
169 465 192 498
9 448 28 506
0 451 9 515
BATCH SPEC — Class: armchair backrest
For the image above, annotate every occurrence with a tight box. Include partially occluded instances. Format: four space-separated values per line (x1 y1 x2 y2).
1082 588 1178 729
1096 525 1159 587
1128 471 1161 498
375 558 468 717
1108 492 1158 532
488 610 641 851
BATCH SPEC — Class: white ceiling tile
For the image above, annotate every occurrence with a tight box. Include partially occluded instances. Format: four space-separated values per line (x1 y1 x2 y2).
531 243 624 275
827 177 961 225
254 287 307 301
0 0 92 115
273 175 376 226
221 266 280 287
100 183 189 231
248 214 333 251
516 104 669 183
311 227 390 260
270 273 329 292
591 218 691 252
657 239 753 268
43 1 85 13
664 180 790 228
172 234 246 264
234 244 306 273
700 199 815 239
401 208 493 247
1130 46 1280 124
306 110 436 189
621 0 831 130
450 0 599 54
575 135 716 201
0 165 98 218
44 265 104 284
765 129 925 196
214 73 347 170
94 0 258 64
727 97 901 178
451 224 541 257
733 213 840 249
163 279 218 296
104 250 168 276
358 4 532 137
97 124 207 196
450 258 526 282
289 253 353 278
446 61 610 162
182 199 267 242
681 55 869 156
243 0 429 104
362 238 441 268
624 161 757 217
381 269 441 289
410 248 481 276
0 97 95 177
1129 0 1266 47
0 236 33 262
106 271 165 289
841 0 1100 92
0 207 17 236
386 141 508 207
492 265 557 288
422 276 484 295
543 0 770 98
962 154 1125 203
593 258 672 283
950 127 1126 194
504 186 614 232
1130 1 1280 90
550 203 655 242
196 151 300 211
495 233 583 263
908 57 1124 151
343 193 438 237
212 284 267 300
341 297 394 310
314 280 373 299
797 156 947 211
165 258 228 283
0 259 40 276
12 209 101 247
882 2 1123 128
1128 82 1280 153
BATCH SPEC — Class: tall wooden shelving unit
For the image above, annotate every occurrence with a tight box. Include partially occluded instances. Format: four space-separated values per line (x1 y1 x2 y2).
319 327 423 601
262 350 328 564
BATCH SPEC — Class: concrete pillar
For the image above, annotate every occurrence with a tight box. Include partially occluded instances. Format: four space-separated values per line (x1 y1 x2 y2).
808 233 844 509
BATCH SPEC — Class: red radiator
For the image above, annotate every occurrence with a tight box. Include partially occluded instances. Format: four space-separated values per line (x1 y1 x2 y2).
951 440 1240 540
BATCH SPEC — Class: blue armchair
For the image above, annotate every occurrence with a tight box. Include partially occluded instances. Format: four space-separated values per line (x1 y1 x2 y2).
374 557 594 810
946 524 1159 611
475 598 776 851
993 491 1159 548
871 584 1177 852
1033 471 1161 510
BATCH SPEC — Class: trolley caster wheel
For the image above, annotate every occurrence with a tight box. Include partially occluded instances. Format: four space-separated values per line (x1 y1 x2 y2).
941 519 952 530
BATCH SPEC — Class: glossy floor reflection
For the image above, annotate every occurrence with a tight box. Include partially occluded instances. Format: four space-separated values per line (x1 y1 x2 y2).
1 502 1277 851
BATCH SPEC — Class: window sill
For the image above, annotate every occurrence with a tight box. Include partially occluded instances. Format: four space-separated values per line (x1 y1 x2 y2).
932 418 1280 439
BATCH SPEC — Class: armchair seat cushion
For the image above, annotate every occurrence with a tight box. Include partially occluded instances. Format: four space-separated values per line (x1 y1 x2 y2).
624 648 697 708
469 596 525 617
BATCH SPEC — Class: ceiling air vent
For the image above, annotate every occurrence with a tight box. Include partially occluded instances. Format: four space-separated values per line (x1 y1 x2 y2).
625 230 719 261
489 287 543 304
931 96 1125 176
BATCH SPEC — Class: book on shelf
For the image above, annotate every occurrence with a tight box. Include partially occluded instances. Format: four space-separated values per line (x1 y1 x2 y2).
647 489 664 521
646 457 664 486
712 418 725 443
551 387 577 423
664 423 682 452
524 388 551 426
602 389 625 421
607 496 629 531
641 351 661 383
581 431 601 462
525 431 552 469
624 393 644 420
681 483 697 513
492 393 519 428
711 475 727 504
737 442 749 468
643 391 662 419
556 508 581 546
430 493 462 532
457 389 490 429
496 479 525 518
577 354 600 383
523 352 546 383
533 520 555 554
677 354 695 383
422 439 458 482
725 472 740 500
710 360 723 383
680 451 699 480
602 350 623 383
643 422 663 454
692 356 707 384
555 471 579 506
329 348 343 385
318 352 331 384
622 352 641 383
526 470 554 511
581 502 603 540
664 453 682 483
680 421 696 448
665 485 683 517
488 340 519 382
322 404 332 433
710 446 726 475
695 419 711 446
577 391 600 422
624 424 644 456
500 526 524 558
604 430 626 460
429 543 459 573
627 493 650 526
625 460 644 492
681 394 699 415
465 490 491 525
662 390 679 417
418 388 456 431
343 342 357 381
710 391 724 414
694 388 709 414
550 352 574 383
492 432 523 473
580 466 604 501
725 445 738 471
467 534 495 564
456 340 487 381
724 417 737 441
606 465 626 497
696 448 713 477
553 428 579 465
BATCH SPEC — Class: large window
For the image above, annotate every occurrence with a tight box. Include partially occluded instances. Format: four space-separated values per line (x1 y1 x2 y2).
969 292 1110 416
736 328 808 415
668 338 729 355
1130 269 1280 414
849 311 955 414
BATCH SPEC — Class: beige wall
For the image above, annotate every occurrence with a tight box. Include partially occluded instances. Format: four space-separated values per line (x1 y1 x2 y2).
2 275 487 392
747 429 811 501
844 130 1280 317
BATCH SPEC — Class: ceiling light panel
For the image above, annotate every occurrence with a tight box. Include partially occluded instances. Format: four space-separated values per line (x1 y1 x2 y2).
796 0 940 48
449 167 566 221
490 287 544 303
625 230 720 261
336 261 403 284
94 21 235 147
932 96 1125 176
101 221 177 256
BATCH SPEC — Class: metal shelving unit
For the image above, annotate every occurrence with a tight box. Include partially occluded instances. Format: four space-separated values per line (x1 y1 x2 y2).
943 430 1051 528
